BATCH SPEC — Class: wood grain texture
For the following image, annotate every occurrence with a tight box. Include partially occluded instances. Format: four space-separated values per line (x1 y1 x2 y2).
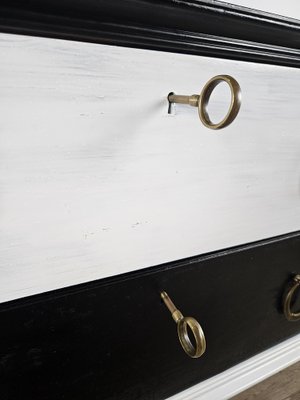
232 361 300 400
1 33 300 302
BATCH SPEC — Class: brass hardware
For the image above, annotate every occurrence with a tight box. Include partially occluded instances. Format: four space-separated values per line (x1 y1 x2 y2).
161 291 206 358
283 274 300 321
168 75 241 130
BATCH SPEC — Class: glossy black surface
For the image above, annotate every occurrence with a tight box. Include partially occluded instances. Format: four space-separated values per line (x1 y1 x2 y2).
1 232 300 399
0 1 300 67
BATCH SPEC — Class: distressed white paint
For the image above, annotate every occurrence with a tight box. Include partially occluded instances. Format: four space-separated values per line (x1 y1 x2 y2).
1 33 300 302
169 334 300 400
221 0 300 19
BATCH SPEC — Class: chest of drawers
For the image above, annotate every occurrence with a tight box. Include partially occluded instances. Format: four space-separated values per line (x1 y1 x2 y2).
1 233 300 399
0 1 300 399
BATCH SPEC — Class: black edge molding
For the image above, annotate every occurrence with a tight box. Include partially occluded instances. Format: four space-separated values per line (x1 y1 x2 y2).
0 0 300 68
1 231 300 399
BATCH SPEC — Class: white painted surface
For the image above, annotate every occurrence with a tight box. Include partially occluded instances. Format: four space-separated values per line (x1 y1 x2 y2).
1 33 300 302
221 0 300 19
168 334 300 400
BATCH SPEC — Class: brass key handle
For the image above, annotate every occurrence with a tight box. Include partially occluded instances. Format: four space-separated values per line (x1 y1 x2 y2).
283 275 300 321
161 291 206 358
168 75 241 130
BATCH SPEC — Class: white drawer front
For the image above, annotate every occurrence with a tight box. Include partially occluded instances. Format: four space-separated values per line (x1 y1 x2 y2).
1 33 300 302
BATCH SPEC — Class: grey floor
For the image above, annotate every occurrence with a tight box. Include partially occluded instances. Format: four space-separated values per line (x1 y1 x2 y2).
231 361 300 400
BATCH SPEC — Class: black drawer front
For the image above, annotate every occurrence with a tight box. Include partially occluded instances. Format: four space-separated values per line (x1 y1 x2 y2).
1 233 300 400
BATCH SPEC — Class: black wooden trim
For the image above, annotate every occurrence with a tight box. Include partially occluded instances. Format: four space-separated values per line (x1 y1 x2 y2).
0 1 300 68
1 229 300 311
1 231 300 399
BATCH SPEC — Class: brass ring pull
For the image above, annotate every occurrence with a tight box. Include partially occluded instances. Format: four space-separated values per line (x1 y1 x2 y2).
161 291 206 358
283 274 300 321
168 75 241 130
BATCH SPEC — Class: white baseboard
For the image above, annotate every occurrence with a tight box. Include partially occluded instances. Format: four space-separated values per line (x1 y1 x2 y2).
169 333 300 400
